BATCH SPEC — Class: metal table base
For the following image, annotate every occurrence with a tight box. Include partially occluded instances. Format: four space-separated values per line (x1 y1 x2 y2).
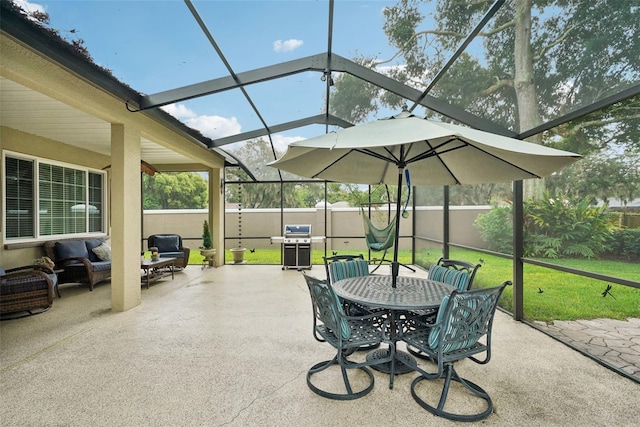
367 347 417 374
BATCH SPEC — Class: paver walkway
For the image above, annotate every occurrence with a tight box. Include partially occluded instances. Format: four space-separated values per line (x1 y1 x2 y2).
534 318 640 382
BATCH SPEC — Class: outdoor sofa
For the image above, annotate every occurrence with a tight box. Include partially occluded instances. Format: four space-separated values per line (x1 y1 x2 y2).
43 237 111 291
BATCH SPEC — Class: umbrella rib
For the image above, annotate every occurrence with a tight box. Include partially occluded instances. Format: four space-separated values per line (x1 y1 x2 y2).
310 150 352 179
356 148 400 164
406 138 463 163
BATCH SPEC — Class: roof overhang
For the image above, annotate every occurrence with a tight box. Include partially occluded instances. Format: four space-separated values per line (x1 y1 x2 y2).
0 7 251 175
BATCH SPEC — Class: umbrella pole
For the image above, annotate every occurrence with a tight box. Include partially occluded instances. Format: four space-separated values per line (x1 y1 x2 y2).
391 165 404 288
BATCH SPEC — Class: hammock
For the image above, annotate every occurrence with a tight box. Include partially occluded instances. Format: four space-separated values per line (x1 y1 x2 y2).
361 209 396 272
361 208 416 274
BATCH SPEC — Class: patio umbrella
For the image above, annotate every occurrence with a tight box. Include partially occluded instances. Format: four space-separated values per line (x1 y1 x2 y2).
269 110 581 286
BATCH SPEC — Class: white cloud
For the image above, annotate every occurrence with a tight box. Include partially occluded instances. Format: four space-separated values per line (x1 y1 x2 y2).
13 0 46 15
271 134 305 154
185 115 241 139
161 103 197 119
161 103 241 139
273 39 304 53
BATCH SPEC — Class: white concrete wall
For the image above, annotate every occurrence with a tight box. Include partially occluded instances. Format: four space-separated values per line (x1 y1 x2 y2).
142 206 491 251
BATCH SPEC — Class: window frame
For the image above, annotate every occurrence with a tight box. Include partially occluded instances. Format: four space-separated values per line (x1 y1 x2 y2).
3 150 108 243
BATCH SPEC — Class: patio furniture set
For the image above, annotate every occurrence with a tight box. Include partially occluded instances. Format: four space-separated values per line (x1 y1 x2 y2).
1 234 189 317
303 255 510 422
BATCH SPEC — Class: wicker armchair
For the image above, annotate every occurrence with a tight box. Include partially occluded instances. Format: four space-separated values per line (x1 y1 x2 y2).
1 266 55 316
147 234 190 269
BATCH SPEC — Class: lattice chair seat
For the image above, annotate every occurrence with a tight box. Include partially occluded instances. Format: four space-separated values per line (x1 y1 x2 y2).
399 281 511 422
302 271 393 400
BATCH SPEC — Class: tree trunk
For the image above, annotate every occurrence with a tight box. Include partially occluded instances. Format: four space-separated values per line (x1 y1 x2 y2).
514 0 544 199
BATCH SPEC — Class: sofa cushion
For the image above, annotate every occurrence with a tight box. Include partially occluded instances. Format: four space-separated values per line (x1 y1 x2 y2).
90 261 111 272
153 235 180 253
159 252 184 259
66 261 110 273
85 239 106 262
91 243 112 261
55 240 89 260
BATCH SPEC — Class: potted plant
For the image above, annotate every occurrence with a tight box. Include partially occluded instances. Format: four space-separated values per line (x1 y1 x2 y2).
200 220 216 267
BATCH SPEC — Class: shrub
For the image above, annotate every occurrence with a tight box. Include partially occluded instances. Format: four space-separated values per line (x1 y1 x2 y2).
604 228 640 261
474 203 513 253
475 192 619 259
524 194 615 258
202 220 213 249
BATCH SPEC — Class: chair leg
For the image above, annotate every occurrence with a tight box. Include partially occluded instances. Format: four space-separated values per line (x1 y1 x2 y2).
306 356 375 400
410 365 493 422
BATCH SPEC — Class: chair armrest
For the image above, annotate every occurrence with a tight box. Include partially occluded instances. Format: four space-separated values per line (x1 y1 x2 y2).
1 269 53 288
5 264 49 274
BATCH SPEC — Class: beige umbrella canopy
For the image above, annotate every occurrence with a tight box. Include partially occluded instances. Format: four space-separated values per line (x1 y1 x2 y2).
269 110 581 285
269 110 580 186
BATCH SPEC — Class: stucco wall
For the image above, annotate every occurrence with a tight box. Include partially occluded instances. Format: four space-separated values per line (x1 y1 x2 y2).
143 206 490 252
1 127 111 267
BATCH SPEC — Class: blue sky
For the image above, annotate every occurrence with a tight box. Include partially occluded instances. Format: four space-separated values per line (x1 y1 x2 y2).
15 0 435 152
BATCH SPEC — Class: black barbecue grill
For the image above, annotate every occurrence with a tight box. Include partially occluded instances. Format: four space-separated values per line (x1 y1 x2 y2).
282 224 312 269
270 224 325 270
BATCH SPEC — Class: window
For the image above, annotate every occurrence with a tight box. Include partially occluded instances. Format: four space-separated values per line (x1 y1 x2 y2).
3 152 106 241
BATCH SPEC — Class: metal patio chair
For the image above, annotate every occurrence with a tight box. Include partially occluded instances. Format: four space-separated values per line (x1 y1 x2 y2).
407 257 482 359
302 271 393 400
399 281 511 422
427 258 482 291
323 253 385 350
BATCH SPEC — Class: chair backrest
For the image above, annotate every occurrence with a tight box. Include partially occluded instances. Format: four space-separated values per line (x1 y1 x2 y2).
302 272 350 339
323 254 369 284
427 258 481 290
428 282 511 356
148 234 184 252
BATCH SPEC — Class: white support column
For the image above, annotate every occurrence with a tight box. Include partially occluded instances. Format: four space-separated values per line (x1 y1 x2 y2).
209 167 224 267
110 123 142 311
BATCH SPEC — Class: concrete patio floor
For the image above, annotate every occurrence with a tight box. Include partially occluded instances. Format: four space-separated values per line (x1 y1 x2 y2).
1 264 639 426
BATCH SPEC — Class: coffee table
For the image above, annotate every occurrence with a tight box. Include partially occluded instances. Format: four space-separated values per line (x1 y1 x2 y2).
141 258 175 289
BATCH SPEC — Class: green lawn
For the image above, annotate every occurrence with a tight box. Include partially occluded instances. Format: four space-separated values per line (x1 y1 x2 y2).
421 248 639 323
187 247 639 323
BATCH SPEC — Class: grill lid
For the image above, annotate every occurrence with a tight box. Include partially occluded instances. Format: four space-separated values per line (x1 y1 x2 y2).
284 224 311 237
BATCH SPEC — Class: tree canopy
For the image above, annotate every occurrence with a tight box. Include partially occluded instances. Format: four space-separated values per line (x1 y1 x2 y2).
330 0 639 205
143 172 208 209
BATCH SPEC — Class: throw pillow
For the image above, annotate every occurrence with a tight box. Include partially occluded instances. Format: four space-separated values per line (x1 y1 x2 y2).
56 240 89 259
92 243 112 261
34 256 55 269
85 238 106 262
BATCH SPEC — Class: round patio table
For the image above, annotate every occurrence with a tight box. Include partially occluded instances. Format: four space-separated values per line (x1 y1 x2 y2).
332 275 455 377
